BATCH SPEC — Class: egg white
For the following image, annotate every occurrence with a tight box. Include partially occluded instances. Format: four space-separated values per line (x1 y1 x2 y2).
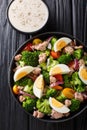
78 65 87 85
49 64 71 75
49 97 70 113
54 37 72 52
33 75 44 98
14 66 34 81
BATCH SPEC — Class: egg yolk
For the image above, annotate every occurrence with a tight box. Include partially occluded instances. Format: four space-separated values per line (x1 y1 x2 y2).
16 71 27 80
36 77 44 89
52 98 63 108
80 68 87 80
57 40 67 50
52 67 62 75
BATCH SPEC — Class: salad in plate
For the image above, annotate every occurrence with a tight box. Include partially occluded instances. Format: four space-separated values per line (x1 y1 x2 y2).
12 35 87 119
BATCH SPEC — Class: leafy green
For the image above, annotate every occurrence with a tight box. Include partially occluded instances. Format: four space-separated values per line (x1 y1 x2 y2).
23 85 33 95
83 55 87 65
50 37 57 50
47 56 59 71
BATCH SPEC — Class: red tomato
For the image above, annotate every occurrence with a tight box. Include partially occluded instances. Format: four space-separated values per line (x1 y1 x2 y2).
68 60 75 69
50 51 60 59
23 43 32 51
54 74 63 81
53 85 63 90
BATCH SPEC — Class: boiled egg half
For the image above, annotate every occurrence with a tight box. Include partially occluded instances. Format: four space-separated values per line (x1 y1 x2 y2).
49 64 71 75
49 97 70 113
54 37 72 52
33 74 44 98
14 66 34 81
78 65 87 85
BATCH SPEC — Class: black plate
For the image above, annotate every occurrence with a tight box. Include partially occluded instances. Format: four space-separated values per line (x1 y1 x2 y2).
8 32 87 123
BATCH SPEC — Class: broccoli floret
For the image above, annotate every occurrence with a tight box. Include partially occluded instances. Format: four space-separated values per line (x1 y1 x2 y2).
36 99 52 114
56 93 66 102
21 51 39 67
46 88 57 98
69 99 81 112
15 77 31 86
23 85 33 95
71 72 85 92
58 53 72 64
73 49 83 60
22 97 36 112
47 56 59 71
40 62 47 70
15 77 33 87
44 49 50 56
42 70 50 84
63 75 72 87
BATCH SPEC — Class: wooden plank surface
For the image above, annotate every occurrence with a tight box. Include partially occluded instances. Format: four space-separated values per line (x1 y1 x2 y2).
0 0 87 130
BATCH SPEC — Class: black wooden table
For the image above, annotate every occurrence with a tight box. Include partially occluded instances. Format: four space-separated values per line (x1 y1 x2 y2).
0 0 87 130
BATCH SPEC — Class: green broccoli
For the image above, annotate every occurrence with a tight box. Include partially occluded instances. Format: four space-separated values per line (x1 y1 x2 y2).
47 56 59 71
40 62 47 70
73 49 83 60
44 49 50 56
36 99 52 114
46 88 57 98
42 70 50 84
63 75 72 87
69 99 81 112
22 97 36 112
58 53 72 64
71 72 85 92
21 51 39 67
15 77 33 86
56 93 66 102
23 85 33 95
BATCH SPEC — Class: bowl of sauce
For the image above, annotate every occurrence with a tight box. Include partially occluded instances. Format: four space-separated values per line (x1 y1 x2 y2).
7 0 49 33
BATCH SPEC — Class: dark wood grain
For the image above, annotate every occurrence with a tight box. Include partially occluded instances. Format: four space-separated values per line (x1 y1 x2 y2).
0 0 87 130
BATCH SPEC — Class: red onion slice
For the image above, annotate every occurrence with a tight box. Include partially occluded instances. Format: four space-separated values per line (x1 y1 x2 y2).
74 59 79 70
50 81 64 88
81 91 87 100
46 36 53 43
19 90 35 99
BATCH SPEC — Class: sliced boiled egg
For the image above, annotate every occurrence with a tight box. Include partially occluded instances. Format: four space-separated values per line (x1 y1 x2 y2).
49 64 71 75
33 74 44 98
54 37 72 52
14 66 34 81
49 97 70 113
78 65 87 85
